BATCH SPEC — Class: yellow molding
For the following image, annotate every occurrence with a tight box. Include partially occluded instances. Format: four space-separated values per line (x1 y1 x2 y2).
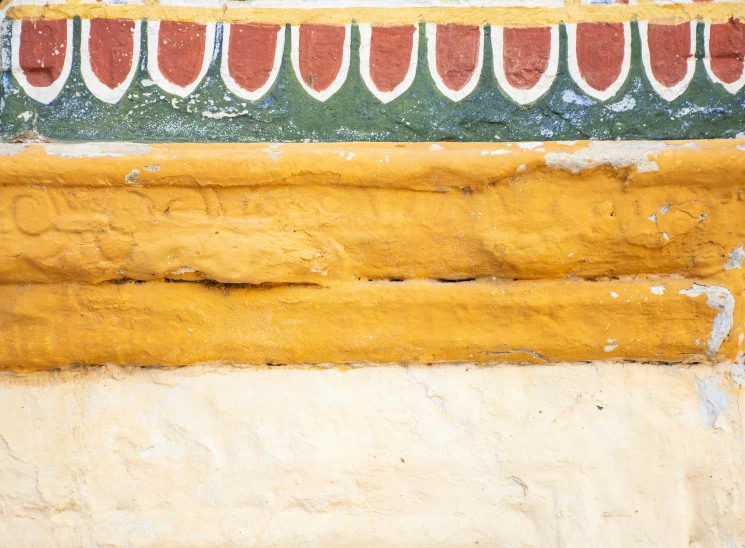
1 140 743 369
0 142 743 284
4 2 745 24
0 278 732 371
1 140 744 190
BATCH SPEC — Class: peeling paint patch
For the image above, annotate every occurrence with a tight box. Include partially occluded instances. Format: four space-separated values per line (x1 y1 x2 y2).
679 284 735 355
172 266 196 275
0 144 27 156
125 169 139 184
606 95 636 113
518 142 543 150
650 286 665 295
604 344 618 352
262 145 283 161
45 143 152 158
143 163 160 173
429 144 443 151
561 89 594 106
544 142 696 175
731 364 745 387
724 243 744 270
695 377 730 429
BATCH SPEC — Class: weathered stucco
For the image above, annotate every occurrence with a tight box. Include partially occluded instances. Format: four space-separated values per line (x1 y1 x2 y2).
1 140 744 369
0 363 742 547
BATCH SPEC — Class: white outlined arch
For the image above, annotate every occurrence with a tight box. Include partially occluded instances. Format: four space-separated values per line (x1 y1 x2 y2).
566 22 631 101
291 24 351 102
221 23 285 101
639 21 696 101
81 18 141 104
491 25 558 105
426 23 484 102
147 20 215 97
704 23 745 94
359 23 418 104
11 18 73 104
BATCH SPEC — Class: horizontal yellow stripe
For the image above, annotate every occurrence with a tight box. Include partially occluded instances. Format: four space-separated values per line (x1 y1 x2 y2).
0 278 730 370
1 140 743 190
1 140 742 370
0 140 743 284
4 2 745 24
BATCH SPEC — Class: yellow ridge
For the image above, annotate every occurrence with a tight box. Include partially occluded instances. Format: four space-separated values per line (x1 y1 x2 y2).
3 2 745 24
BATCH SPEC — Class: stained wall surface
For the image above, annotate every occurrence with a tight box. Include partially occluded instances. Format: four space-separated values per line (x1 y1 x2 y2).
0 363 743 547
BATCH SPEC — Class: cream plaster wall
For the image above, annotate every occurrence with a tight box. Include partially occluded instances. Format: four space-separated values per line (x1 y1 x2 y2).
0 363 743 547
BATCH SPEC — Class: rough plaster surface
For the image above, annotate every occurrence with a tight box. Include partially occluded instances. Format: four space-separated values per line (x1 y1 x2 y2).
0 362 742 547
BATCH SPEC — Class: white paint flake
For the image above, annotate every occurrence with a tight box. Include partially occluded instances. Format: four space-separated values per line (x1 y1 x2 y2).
732 364 745 386
45 143 152 158
0 144 28 156
544 141 698 175
724 243 744 270
650 286 665 295
262 145 283 161
695 377 730 429
561 89 594 106
679 284 735 356
606 95 636 112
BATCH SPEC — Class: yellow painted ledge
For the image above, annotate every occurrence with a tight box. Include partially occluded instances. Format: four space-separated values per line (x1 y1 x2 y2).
0 140 744 285
0 278 736 371
1 141 743 370
1 140 744 191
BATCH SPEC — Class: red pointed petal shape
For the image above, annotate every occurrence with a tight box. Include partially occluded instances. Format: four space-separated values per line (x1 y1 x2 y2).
576 22 625 92
435 24 480 91
298 24 346 92
18 19 68 87
158 21 208 87
227 23 281 92
368 25 416 93
502 27 551 90
88 18 136 89
709 19 745 85
647 22 692 87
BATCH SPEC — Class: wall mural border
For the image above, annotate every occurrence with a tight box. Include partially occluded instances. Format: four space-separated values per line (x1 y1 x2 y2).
1 0 744 142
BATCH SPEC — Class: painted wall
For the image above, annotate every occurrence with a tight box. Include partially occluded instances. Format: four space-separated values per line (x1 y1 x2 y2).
0 363 743 546
1 0 745 544
1 1 745 141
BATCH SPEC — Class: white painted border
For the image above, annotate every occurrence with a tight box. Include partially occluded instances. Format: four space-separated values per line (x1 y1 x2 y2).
426 23 484 102
359 23 418 104
566 22 631 101
147 20 216 98
11 18 73 104
703 22 745 94
290 24 351 102
491 25 558 105
221 23 285 101
639 21 695 101
81 18 141 104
